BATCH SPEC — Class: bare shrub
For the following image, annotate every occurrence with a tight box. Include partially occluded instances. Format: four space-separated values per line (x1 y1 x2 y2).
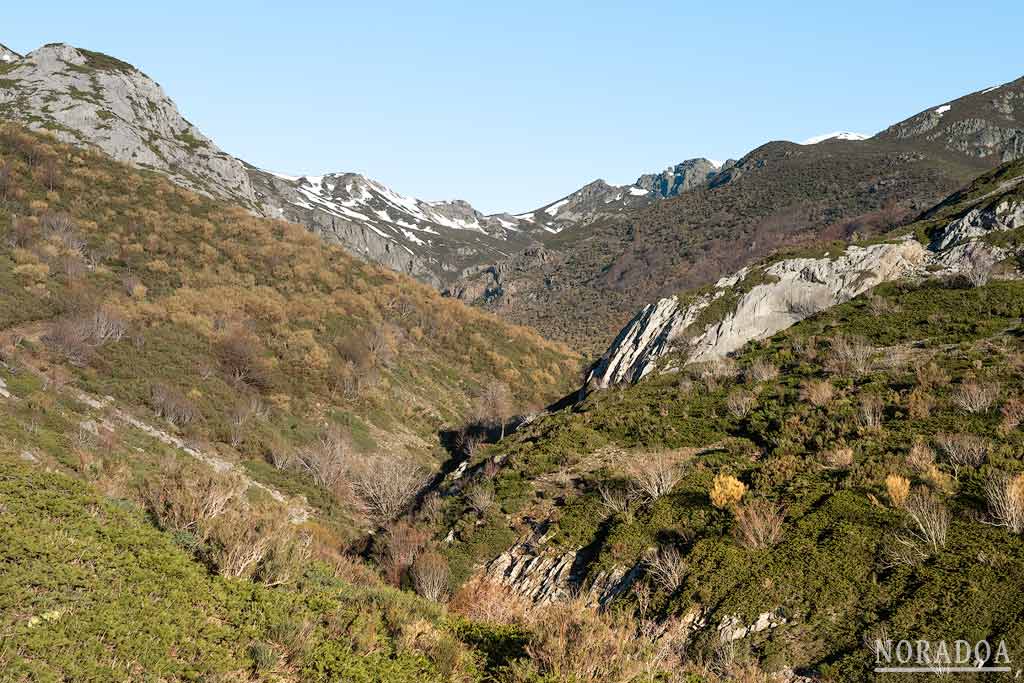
800 379 834 407
985 472 1024 534
518 599 653 683
915 361 949 389
293 429 351 490
257 527 313 587
229 394 266 447
348 454 429 523
858 395 884 430
40 211 76 236
726 388 756 419
208 511 276 579
626 451 686 503
450 576 529 625
746 358 778 383
467 483 495 516
905 440 935 474
822 445 854 469
733 499 784 549
907 388 935 419
144 461 244 543
217 326 269 389
935 433 989 478
710 473 747 509
378 520 429 585
150 382 200 427
999 396 1024 434
411 551 450 602
645 546 687 592
44 305 127 365
885 474 910 508
950 378 999 414
827 335 874 376
902 488 949 552
598 483 635 522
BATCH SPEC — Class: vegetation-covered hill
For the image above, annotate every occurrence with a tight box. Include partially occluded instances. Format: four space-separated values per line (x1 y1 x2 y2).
0 123 577 538
438 171 1024 680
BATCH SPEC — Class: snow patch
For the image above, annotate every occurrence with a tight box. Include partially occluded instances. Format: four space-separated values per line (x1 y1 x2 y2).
544 199 569 216
799 131 870 145
934 104 952 115
628 186 649 196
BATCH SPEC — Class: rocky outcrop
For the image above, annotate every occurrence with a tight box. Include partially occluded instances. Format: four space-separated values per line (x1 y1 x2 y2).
483 536 639 606
0 44 257 207
587 189 1024 389
0 43 20 63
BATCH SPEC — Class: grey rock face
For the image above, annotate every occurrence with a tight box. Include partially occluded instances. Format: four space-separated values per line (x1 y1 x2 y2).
0 44 257 207
878 77 1024 162
587 187 1024 390
483 535 639 606
634 158 720 197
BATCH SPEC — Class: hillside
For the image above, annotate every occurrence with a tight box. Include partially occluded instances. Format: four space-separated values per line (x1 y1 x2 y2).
432 159 1024 680
450 78 1024 355
0 123 578 539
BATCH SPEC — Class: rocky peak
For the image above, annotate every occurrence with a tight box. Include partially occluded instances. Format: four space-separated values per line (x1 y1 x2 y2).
0 42 257 207
876 76 1024 162
0 43 21 63
634 158 720 197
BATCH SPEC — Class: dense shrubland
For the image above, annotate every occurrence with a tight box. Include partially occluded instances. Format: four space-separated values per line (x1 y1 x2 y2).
440 271 1024 680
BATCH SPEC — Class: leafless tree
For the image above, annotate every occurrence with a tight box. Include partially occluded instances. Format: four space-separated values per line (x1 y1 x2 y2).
293 429 352 490
745 358 778 383
950 379 1000 414
411 551 450 602
934 433 989 479
901 488 949 552
143 461 244 543
348 454 429 523
984 472 1024 534
475 381 513 438
378 520 429 585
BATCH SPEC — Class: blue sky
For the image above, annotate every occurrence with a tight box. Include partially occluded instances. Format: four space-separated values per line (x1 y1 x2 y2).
5 1 1023 213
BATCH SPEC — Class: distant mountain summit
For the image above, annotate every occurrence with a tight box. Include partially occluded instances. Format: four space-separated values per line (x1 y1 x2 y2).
0 40 725 287
0 43 257 206
514 158 723 233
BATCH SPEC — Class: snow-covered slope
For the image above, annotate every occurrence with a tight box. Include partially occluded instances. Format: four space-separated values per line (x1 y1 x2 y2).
248 167 541 286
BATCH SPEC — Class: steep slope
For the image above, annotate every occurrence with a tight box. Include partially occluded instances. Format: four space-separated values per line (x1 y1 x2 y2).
450 78 1024 354
433 164 1024 680
0 124 578 542
0 43 257 207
